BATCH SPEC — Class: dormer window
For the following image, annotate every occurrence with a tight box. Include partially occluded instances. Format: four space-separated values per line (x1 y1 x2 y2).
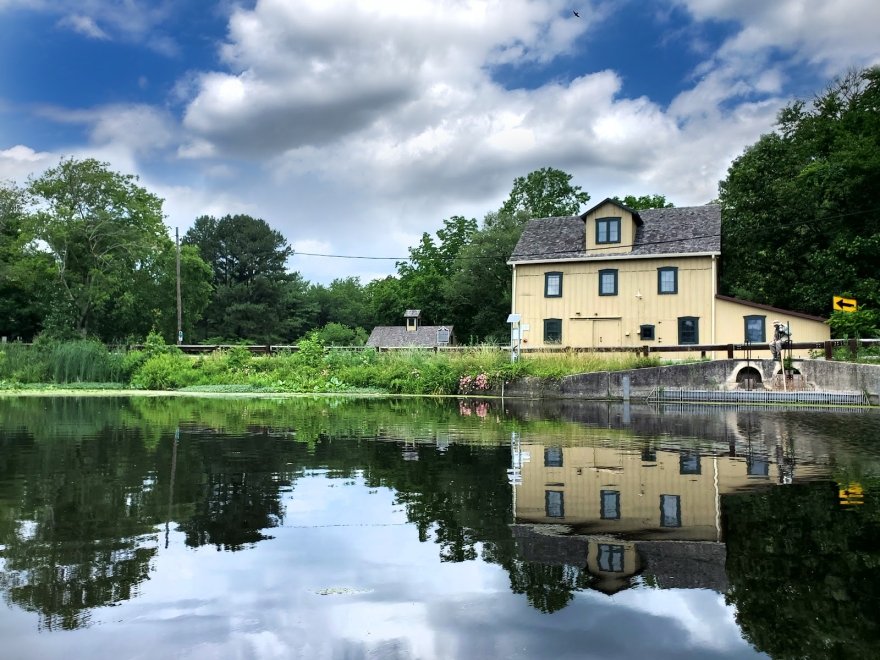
596 217 621 244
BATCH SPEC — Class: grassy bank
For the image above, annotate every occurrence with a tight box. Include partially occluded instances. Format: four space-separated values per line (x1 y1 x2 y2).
0 337 661 395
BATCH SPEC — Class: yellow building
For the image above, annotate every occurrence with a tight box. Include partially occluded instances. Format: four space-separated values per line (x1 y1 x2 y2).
515 443 784 541
508 199 830 358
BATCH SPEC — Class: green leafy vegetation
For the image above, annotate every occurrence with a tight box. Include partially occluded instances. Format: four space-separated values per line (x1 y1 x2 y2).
724 479 880 659
720 66 880 328
0 338 660 393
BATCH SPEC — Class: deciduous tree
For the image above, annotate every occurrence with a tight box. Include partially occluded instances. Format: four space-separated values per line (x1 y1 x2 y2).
720 67 880 316
26 158 169 339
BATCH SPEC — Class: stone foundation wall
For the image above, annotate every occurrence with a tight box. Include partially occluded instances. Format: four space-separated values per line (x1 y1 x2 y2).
494 360 880 404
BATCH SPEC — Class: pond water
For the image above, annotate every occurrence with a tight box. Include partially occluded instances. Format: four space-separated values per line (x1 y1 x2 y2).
1 395 878 659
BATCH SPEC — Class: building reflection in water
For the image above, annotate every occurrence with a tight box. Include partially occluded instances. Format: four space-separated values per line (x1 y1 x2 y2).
510 417 825 595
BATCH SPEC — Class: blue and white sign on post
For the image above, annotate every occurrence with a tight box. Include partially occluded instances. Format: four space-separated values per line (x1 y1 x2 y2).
178 330 184 345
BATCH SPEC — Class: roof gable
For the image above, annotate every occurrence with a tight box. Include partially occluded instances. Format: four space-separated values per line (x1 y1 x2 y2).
580 198 643 225
509 205 721 263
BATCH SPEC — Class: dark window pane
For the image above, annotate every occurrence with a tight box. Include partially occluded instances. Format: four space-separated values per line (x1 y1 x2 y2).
601 490 620 519
598 544 625 572
545 272 562 297
680 452 701 475
658 267 678 294
639 324 655 340
745 315 766 343
544 318 562 343
599 269 618 296
748 455 770 476
546 490 564 518
544 446 563 467
678 317 699 344
597 218 621 244
660 494 681 527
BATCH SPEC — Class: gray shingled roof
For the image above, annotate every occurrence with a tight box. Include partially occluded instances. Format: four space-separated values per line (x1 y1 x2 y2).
509 204 721 263
366 325 455 348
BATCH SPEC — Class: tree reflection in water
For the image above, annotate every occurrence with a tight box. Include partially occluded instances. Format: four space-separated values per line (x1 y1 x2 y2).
0 394 877 647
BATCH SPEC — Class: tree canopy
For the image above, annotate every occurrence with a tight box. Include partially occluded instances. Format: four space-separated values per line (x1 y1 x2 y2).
720 66 880 318
184 214 296 343
499 167 590 219
0 159 652 344
611 194 673 210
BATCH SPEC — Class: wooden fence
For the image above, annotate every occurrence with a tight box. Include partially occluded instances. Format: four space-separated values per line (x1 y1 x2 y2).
114 338 880 360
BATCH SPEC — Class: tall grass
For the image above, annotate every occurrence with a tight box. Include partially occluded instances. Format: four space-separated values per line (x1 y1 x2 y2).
0 342 46 382
0 340 127 384
1 339 663 392
47 340 125 383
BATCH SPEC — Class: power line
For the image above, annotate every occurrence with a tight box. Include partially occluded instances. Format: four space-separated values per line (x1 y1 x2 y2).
293 232 723 262
290 205 880 263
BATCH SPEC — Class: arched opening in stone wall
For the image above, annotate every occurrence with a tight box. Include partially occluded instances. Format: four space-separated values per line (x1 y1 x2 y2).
736 366 763 390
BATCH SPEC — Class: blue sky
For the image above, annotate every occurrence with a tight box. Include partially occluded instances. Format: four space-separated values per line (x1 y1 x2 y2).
1 0 878 283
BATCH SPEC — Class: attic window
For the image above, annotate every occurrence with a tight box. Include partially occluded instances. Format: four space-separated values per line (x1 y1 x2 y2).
596 217 621 244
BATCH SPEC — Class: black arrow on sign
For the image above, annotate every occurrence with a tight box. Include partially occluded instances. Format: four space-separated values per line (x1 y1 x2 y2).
836 299 856 310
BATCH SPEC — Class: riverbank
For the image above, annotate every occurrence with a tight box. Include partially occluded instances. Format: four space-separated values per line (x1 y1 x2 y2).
3 339 878 403
0 338 660 395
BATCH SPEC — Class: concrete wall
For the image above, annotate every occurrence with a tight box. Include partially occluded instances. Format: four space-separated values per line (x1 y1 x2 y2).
495 359 880 404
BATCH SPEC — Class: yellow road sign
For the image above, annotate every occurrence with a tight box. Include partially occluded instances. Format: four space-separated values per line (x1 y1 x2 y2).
833 296 857 312
839 482 864 506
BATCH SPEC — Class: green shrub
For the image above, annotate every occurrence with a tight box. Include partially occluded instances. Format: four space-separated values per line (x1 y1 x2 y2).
119 350 148 382
131 353 197 390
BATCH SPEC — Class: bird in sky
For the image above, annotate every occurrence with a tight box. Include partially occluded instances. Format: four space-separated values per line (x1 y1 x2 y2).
572 10 580 18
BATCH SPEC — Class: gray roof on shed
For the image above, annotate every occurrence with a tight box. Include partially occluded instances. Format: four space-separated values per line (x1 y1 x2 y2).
366 325 454 348
509 203 721 263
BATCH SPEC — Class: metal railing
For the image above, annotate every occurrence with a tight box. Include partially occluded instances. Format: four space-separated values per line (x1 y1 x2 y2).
8 338 879 359
649 388 870 406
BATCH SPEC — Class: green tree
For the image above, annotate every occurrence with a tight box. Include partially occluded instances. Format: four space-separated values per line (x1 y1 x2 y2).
444 211 524 341
281 271 320 341
396 215 478 325
826 307 880 339
25 158 169 339
184 214 293 343
443 168 591 341
308 276 370 331
720 67 880 315
611 194 673 210
312 322 368 346
724 480 880 659
499 167 590 219
113 242 213 343
365 275 406 327
0 183 54 340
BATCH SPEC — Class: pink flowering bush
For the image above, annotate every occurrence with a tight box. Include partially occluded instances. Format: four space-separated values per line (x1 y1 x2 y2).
458 372 492 394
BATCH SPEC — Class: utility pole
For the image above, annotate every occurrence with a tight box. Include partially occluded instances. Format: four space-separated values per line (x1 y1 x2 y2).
176 227 183 345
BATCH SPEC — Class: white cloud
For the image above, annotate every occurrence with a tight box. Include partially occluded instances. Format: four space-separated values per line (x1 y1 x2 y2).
0 145 57 182
6 0 179 52
182 0 589 155
5 0 880 285
676 0 880 73
57 14 109 40
35 104 177 156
